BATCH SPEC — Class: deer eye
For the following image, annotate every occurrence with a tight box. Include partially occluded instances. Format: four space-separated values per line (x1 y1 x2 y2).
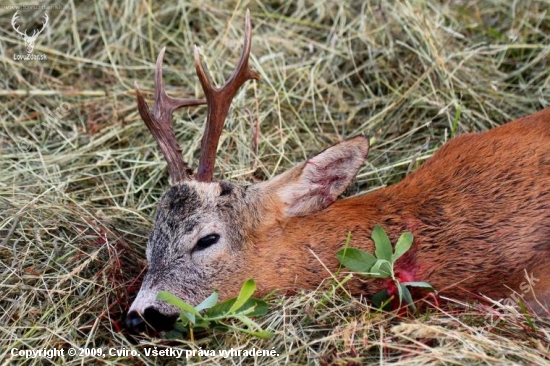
195 234 220 251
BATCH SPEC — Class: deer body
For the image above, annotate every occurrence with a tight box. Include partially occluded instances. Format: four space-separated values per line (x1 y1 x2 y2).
251 108 550 304
126 12 550 333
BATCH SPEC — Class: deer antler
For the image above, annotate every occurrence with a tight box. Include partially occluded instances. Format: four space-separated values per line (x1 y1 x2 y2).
136 10 259 184
11 11 27 37
194 9 260 182
135 48 206 184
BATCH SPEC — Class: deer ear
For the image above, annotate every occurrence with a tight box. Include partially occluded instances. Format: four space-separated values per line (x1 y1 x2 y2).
261 135 370 217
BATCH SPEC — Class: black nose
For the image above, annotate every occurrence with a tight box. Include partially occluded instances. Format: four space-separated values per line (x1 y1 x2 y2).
126 308 178 333
126 311 146 333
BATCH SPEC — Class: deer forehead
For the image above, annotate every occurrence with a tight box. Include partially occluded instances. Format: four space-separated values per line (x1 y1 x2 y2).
156 180 246 222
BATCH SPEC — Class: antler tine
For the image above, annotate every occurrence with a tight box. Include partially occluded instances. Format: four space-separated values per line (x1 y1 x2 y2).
194 9 260 182
135 47 207 184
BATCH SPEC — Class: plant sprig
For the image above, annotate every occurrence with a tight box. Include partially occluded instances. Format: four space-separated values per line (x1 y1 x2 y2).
336 224 435 311
157 279 272 340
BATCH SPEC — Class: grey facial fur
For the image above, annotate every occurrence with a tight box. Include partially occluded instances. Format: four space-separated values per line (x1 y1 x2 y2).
129 180 261 317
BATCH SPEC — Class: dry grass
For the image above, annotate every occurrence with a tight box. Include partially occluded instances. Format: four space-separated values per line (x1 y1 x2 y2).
1 0 550 364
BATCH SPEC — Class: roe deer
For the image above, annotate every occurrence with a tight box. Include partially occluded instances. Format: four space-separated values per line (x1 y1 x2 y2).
126 11 550 333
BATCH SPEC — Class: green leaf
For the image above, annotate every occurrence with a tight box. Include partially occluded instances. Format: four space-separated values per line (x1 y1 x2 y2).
392 232 413 262
370 259 392 278
399 283 416 311
195 292 218 312
371 289 390 309
239 329 273 339
241 298 269 316
158 280 272 340
236 315 267 332
157 291 201 323
372 224 392 262
191 317 211 329
249 330 273 339
207 298 235 317
172 317 190 332
401 281 435 292
157 292 201 316
208 297 268 318
336 248 377 273
396 279 404 307
229 279 256 313
211 323 230 333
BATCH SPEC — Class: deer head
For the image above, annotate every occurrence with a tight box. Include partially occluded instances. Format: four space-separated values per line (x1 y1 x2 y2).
126 11 370 333
11 11 48 54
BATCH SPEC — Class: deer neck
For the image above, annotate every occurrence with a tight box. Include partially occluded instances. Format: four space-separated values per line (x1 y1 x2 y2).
251 185 414 296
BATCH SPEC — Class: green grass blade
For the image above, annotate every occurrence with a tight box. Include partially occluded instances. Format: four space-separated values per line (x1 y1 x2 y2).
229 279 256 313
157 291 202 323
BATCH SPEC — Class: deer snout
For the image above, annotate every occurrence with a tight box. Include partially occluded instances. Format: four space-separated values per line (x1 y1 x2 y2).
127 285 181 333
126 308 178 334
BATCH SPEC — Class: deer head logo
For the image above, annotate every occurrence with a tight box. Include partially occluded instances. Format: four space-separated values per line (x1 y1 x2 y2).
11 11 48 54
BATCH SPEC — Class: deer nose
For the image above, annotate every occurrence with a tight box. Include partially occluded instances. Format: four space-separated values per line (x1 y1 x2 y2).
126 308 178 333
126 311 146 333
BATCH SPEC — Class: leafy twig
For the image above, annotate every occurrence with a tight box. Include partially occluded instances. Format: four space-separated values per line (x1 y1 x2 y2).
337 224 435 311
157 279 272 340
